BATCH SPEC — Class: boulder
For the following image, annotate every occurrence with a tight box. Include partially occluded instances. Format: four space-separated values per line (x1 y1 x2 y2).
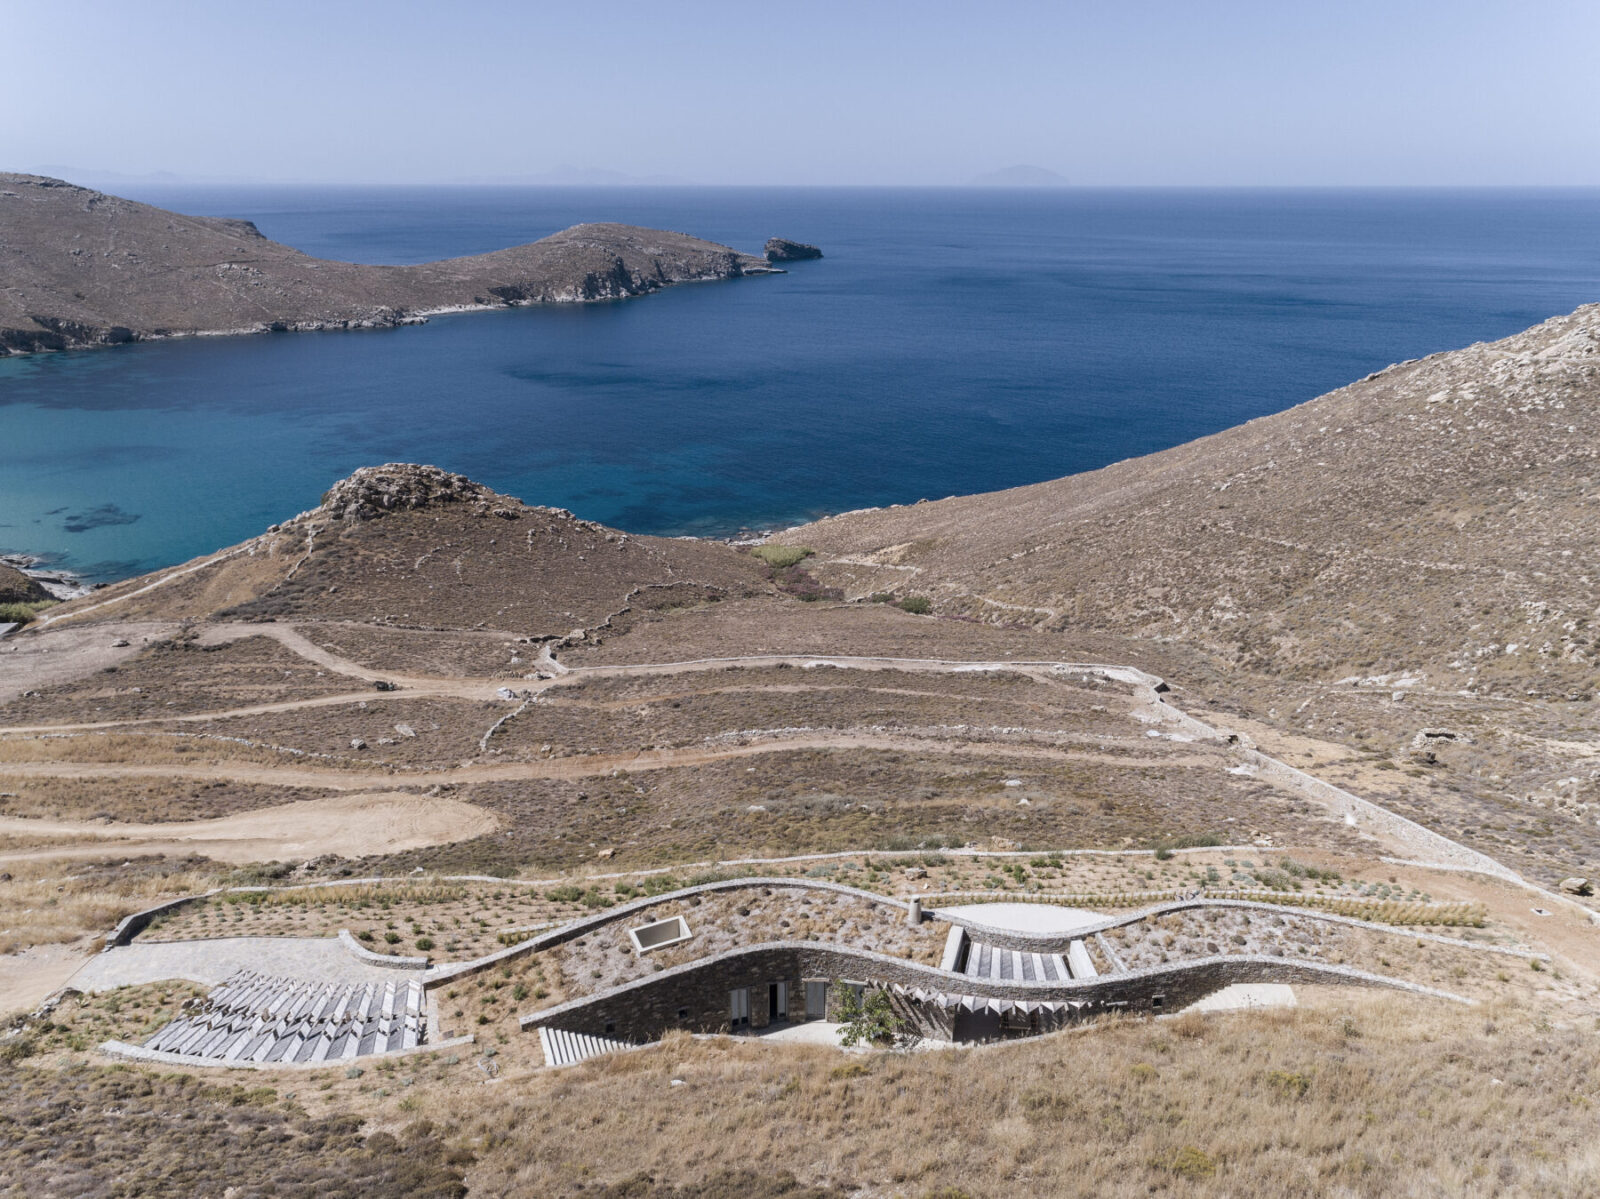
764 237 823 262
1558 877 1593 896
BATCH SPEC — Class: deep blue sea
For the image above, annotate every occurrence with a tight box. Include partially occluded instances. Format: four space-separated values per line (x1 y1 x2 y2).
3 187 1598 581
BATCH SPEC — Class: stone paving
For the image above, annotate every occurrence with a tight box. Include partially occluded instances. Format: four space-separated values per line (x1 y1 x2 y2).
70 936 406 993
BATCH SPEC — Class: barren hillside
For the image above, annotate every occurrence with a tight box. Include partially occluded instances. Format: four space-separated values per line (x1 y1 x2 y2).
0 173 776 355
781 304 1600 696
56 464 769 638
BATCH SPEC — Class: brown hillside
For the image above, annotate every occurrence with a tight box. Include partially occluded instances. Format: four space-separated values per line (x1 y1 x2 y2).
782 303 1600 695
0 173 776 355
0 563 50 605
52 464 768 637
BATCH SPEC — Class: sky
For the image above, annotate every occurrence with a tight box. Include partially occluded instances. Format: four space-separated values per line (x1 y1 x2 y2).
6 0 1600 186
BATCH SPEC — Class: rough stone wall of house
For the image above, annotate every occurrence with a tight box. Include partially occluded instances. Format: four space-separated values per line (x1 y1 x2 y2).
519 943 1450 1046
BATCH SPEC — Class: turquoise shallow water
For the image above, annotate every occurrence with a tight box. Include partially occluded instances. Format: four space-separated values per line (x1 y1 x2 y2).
2 186 1598 581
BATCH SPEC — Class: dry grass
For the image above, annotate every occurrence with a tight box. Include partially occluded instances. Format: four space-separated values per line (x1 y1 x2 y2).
0 634 355 726
531 888 944 1005
365 745 1357 878
8 984 1594 1197
0 1063 468 1198
451 993 1599 1197
19 979 209 1051
151 881 565 960
0 775 343 823
0 856 217 954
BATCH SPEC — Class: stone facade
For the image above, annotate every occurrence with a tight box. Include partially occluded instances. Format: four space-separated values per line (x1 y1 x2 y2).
519 940 1466 1046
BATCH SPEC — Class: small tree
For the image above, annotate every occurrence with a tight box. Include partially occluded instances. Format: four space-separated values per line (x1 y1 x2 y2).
833 982 906 1048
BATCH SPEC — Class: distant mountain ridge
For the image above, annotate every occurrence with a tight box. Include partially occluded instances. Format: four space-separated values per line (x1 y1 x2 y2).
0 173 778 356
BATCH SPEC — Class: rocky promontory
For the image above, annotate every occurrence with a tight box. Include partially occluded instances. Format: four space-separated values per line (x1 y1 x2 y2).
0 173 790 356
764 237 823 262
0 562 51 605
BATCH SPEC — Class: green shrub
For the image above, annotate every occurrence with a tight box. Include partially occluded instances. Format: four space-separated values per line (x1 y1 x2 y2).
415 937 435 951
0 601 55 625
1157 1145 1217 1180
896 596 933 615
1266 1069 1311 1099
0 1036 37 1064
750 544 813 568
834 983 907 1048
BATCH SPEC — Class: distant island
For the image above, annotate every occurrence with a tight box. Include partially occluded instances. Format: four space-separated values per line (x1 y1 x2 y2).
0 173 787 356
967 164 1070 187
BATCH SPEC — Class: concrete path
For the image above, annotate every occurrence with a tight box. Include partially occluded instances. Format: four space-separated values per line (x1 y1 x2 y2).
939 903 1104 935
755 1020 847 1046
68 936 408 992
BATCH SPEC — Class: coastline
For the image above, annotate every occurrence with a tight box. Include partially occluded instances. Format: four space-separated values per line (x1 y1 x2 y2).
0 553 95 601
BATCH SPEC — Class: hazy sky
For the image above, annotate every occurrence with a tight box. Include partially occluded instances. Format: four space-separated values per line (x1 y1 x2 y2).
8 0 1600 186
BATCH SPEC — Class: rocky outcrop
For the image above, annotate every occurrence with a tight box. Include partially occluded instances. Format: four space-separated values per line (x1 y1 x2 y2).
0 174 779 356
317 464 501 522
0 563 51 605
764 237 823 262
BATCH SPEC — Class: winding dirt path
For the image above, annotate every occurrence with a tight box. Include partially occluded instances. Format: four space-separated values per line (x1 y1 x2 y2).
0 790 497 865
0 633 1549 902
0 736 1207 794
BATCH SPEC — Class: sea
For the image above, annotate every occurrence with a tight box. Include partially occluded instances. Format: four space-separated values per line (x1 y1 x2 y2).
2 186 1598 583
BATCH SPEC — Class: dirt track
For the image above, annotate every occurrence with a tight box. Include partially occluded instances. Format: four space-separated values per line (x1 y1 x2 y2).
0 791 497 864
0 623 1554 906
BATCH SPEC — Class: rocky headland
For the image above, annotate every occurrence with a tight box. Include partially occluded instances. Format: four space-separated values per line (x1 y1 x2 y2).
764 236 823 261
0 173 786 356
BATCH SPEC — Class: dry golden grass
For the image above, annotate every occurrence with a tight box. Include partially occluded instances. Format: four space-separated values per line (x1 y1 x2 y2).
448 992 1598 1197
0 858 215 954
0 1060 469 1198
0 730 329 769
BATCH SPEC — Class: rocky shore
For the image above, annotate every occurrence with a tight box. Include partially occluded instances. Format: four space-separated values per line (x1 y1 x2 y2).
0 174 794 356
0 554 93 601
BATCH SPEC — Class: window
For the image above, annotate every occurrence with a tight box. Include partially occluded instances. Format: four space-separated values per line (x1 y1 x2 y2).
604 1021 616 1034
629 915 693 953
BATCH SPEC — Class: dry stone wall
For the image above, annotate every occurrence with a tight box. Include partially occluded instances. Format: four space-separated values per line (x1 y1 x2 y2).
519 940 1466 1045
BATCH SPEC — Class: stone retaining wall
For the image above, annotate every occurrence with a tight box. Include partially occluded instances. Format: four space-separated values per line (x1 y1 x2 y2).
424 877 912 985
338 929 428 969
97 1033 475 1071
1244 751 1516 878
104 891 221 949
